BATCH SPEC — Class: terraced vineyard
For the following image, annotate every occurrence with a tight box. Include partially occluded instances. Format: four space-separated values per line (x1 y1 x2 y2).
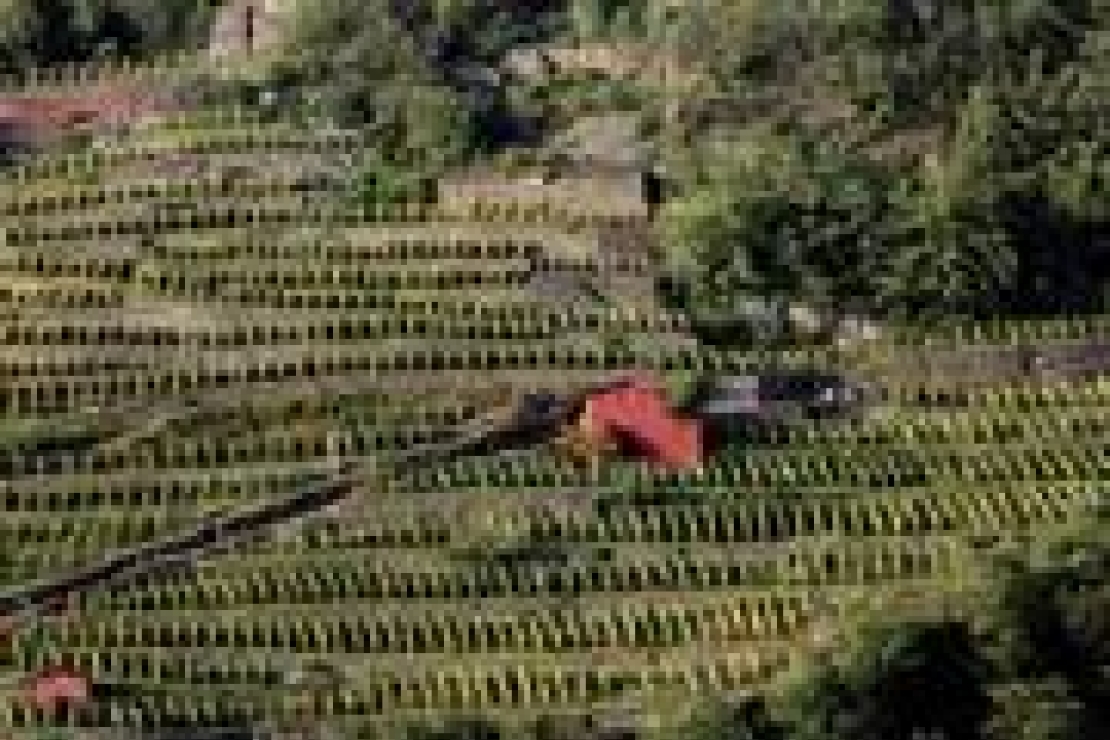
0 73 1105 740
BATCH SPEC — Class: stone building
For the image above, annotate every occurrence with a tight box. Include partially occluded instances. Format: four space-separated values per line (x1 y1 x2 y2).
207 0 293 59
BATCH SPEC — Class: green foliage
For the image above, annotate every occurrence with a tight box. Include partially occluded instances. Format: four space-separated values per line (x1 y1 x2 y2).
35 729 74 740
666 0 885 94
0 0 212 71
278 0 573 171
962 56 1110 316
980 531 1110 723
96 0 215 56
355 159 434 208
782 621 996 740
681 697 791 740
532 75 650 118
18 621 62 666
282 0 435 122
405 718 507 740
659 0 1110 338
875 91 1017 319
877 0 1102 121
404 0 572 68
568 0 650 39
978 527 1110 738
658 128 903 341
969 54 1109 190
987 678 1083 740
660 525 1110 740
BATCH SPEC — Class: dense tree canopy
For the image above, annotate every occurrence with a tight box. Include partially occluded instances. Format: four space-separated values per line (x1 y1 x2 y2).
0 0 214 71
653 521 1110 740
656 0 1110 341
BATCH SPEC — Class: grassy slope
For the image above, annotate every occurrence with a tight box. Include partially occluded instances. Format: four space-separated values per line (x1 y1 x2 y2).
0 64 1102 740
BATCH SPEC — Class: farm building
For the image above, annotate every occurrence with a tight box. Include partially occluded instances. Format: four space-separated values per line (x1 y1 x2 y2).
0 85 176 150
23 667 91 711
570 374 704 469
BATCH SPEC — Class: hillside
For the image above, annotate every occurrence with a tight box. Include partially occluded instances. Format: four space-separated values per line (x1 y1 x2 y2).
0 3 1105 740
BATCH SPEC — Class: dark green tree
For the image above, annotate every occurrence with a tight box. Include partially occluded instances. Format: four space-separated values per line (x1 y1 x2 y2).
878 0 1102 122
782 620 996 740
658 127 912 344
0 0 214 72
980 529 1110 739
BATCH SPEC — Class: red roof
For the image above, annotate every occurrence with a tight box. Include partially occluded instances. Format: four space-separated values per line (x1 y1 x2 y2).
24 668 90 710
0 86 174 135
585 376 703 469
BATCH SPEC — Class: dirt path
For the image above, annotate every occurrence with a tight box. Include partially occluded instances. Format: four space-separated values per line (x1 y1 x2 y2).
850 336 1110 389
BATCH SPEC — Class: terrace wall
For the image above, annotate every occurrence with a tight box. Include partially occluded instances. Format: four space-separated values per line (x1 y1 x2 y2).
437 169 649 220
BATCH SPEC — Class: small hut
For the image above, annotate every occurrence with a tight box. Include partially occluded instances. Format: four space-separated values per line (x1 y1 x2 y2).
23 667 91 711
569 374 703 469
0 85 176 150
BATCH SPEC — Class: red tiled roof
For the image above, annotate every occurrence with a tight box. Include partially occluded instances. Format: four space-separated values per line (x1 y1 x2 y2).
24 668 90 709
584 376 703 469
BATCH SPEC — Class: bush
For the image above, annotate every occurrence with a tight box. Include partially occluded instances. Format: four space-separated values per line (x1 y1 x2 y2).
355 160 435 207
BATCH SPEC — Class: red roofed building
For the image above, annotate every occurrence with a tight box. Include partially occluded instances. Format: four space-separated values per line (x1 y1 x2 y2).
23 667 90 711
578 374 703 470
0 85 177 149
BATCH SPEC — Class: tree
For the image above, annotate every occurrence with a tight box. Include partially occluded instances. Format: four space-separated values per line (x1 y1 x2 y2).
100 0 216 57
0 0 99 70
278 0 475 172
874 86 1017 319
781 620 996 740
660 514 1109 740
980 527 1110 739
398 0 571 70
0 0 213 72
279 0 569 171
657 127 904 345
964 50 1110 316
